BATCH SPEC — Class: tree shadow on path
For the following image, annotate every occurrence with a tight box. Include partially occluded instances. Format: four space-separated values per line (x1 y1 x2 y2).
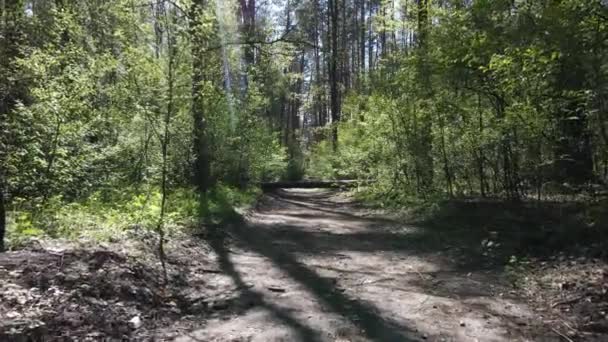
211 223 418 342
201 190 419 342
193 189 603 342
205 231 326 342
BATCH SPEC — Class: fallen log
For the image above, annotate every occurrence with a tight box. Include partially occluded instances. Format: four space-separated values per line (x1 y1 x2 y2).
260 180 365 190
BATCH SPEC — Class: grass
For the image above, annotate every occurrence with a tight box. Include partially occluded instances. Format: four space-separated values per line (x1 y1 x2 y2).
6 183 261 249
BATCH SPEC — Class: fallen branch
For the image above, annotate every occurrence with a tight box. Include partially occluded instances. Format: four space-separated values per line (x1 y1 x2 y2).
551 327 574 342
260 180 371 190
551 295 584 308
200 268 222 274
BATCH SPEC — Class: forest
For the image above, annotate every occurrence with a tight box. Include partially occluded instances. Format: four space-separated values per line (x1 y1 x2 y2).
1 0 608 341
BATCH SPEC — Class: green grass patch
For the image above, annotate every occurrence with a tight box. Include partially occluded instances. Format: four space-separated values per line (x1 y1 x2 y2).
6 184 261 249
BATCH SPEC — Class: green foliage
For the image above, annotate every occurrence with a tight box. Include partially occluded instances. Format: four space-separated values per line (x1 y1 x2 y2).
1 0 288 248
306 139 336 179
306 0 608 206
202 183 261 224
6 184 259 248
209 81 288 184
3 0 607 249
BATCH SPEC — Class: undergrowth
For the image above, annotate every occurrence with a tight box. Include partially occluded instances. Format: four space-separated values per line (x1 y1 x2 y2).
6 184 260 249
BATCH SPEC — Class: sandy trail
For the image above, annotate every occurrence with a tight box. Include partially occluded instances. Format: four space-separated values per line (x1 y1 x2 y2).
175 189 557 342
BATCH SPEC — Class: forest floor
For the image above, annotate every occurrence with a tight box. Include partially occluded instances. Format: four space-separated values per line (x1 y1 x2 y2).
1 189 607 341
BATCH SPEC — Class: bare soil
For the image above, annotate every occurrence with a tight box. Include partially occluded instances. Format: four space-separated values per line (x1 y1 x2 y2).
1 189 606 341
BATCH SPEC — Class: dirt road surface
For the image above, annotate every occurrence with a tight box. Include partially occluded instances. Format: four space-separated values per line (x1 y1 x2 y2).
174 189 558 342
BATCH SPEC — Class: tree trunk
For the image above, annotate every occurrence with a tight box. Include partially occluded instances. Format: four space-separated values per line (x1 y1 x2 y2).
416 0 434 193
328 0 340 149
0 171 6 252
313 0 323 126
380 3 387 58
477 94 487 196
439 117 453 197
155 2 178 284
0 0 25 252
0 181 5 252
368 3 374 71
190 0 212 193
239 0 256 66
360 0 365 75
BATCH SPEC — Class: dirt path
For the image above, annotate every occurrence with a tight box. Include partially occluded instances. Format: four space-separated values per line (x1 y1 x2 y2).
174 189 559 342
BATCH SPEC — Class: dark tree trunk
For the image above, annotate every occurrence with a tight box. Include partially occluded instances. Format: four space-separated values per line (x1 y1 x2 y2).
360 0 365 75
550 41 595 185
0 0 26 252
340 0 348 91
313 0 322 126
368 3 374 71
553 101 594 184
328 0 340 149
380 4 387 57
239 0 256 66
0 183 5 252
190 0 211 193
415 0 434 193
439 117 453 197
477 96 487 197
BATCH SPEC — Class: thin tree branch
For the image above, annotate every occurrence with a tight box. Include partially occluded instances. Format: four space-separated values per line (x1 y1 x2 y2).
202 26 317 53
137 0 187 15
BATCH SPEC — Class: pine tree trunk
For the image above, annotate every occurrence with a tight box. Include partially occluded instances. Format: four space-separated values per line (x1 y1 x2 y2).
360 0 365 75
328 0 340 149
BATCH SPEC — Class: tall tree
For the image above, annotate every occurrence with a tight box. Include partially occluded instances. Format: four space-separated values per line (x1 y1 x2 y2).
190 0 212 193
415 0 434 193
0 0 26 251
239 0 256 66
328 0 340 148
